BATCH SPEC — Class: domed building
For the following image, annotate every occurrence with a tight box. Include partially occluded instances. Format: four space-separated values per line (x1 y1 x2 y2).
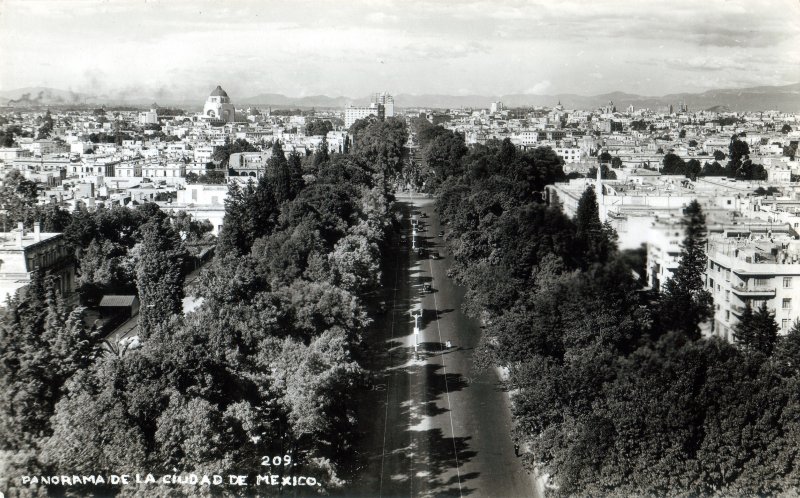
203 85 235 123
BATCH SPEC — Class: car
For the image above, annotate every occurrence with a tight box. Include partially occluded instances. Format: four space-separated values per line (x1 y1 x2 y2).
438 230 445 237
430 252 440 260
416 247 425 257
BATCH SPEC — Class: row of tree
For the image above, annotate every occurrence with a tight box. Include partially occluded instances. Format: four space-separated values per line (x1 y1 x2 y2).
661 135 767 180
1 118 405 496
431 121 800 495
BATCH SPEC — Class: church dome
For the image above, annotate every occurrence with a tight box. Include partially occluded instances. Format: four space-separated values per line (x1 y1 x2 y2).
209 85 229 98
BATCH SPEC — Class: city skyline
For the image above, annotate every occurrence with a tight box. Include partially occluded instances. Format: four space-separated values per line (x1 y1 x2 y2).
1 0 799 101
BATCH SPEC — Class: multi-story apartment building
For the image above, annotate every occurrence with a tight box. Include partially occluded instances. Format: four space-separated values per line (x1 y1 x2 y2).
706 234 800 340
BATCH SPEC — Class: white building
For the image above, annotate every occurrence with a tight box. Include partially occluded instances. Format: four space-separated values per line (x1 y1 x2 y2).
706 234 800 340
344 103 384 129
202 85 236 123
139 108 158 125
0 223 76 303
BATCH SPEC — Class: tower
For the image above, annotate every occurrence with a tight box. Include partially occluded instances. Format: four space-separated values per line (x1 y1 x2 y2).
203 85 235 123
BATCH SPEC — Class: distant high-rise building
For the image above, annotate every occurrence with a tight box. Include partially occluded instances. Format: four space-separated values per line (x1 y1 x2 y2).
626 104 635 114
490 101 504 113
203 85 235 123
373 92 395 118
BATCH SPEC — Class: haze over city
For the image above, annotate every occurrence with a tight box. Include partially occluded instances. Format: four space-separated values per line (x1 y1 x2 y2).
1 0 799 101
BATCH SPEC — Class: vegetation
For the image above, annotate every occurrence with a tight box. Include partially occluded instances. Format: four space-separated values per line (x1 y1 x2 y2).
0 117 403 497
430 120 800 496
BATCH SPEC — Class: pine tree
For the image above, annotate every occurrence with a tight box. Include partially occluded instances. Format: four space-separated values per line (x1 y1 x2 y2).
655 200 713 339
314 136 330 168
752 302 780 355
574 186 615 264
135 218 186 339
734 302 780 355
218 181 248 256
268 141 293 204
733 302 756 347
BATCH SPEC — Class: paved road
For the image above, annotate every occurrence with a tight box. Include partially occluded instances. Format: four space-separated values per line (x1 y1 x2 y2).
343 197 537 497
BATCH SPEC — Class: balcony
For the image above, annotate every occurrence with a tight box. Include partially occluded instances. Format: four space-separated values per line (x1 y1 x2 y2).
731 303 777 316
731 285 776 298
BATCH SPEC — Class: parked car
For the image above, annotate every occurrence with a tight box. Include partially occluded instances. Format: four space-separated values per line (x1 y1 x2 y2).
430 252 440 260
438 230 445 237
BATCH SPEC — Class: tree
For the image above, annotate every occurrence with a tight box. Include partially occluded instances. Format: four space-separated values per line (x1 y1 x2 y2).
727 135 751 177
135 218 186 338
587 164 617 180
655 200 713 339
713 150 727 161
734 302 779 355
782 124 792 134
662 152 686 175
701 161 726 177
611 156 622 169
328 234 381 294
306 119 333 137
686 158 701 181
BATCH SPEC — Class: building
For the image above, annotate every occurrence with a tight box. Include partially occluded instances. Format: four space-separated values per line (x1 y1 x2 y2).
490 101 504 114
0 223 76 303
344 102 384 128
139 108 158 125
373 92 395 118
706 233 800 341
202 85 236 123
228 151 272 178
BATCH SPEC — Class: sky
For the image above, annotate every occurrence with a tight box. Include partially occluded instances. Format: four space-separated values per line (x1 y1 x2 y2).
0 0 798 101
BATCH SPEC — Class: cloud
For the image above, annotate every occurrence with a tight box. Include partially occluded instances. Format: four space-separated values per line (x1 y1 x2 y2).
366 12 398 23
665 56 748 72
526 80 551 94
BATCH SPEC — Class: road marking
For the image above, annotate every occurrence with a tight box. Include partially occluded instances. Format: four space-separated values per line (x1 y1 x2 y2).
428 235 464 498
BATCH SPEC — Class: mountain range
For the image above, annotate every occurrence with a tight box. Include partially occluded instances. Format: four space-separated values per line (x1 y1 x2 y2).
1 82 799 112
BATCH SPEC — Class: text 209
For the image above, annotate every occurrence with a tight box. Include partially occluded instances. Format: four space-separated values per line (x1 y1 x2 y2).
261 455 292 466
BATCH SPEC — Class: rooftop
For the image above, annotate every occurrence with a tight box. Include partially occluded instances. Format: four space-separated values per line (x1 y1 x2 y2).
209 85 229 98
0 230 61 250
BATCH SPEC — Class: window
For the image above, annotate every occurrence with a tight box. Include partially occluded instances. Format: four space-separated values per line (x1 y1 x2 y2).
783 298 792 309
784 277 792 288
726 311 730 320
783 319 790 329
725 290 730 302
754 277 769 287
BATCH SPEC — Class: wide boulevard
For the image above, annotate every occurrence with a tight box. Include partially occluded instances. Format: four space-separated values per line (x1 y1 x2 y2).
342 195 538 498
